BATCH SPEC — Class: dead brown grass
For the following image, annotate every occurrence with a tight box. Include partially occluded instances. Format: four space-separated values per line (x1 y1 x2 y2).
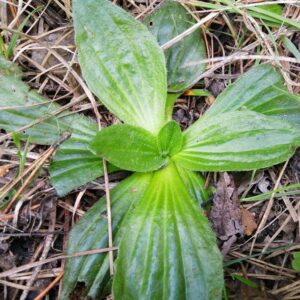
0 0 300 299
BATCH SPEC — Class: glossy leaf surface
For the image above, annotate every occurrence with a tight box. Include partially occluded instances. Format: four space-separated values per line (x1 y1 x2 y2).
113 163 223 299
90 124 167 172
158 121 183 157
174 111 300 171
49 133 104 196
177 166 212 206
144 0 207 93
61 172 153 300
73 0 167 133
205 64 300 126
0 56 103 196
165 92 181 120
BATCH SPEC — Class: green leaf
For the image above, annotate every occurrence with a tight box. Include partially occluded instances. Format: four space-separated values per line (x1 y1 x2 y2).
193 1 300 30
158 121 183 157
173 111 300 171
90 124 167 172
0 56 103 196
231 274 258 289
7 7 42 58
166 92 181 120
292 252 300 272
176 165 212 206
282 36 300 61
254 4 283 16
113 163 223 300
49 132 104 196
144 0 207 93
247 4 283 27
247 6 300 30
242 182 300 202
73 0 167 133
61 172 153 300
205 64 300 127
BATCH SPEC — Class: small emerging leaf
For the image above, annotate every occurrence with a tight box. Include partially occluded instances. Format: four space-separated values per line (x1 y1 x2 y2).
113 163 223 299
90 124 167 172
174 111 300 171
158 121 183 157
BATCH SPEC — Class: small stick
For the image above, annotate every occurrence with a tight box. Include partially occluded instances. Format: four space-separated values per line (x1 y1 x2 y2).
103 159 114 275
250 160 290 255
0 247 118 279
161 12 218 50
2 132 71 213
34 271 64 300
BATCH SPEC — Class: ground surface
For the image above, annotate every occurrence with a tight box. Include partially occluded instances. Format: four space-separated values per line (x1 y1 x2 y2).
0 0 300 299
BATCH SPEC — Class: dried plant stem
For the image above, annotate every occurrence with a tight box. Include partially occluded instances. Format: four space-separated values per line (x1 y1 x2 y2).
34 271 64 300
103 159 114 276
0 247 118 279
250 160 290 255
161 12 218 50
2 132 71 213
20 204 57 300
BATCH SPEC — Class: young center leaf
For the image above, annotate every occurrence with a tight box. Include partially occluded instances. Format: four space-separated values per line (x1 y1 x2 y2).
61 172 153 300
205 64 300 126
0 56 103 196
173 110 300 171
90 124 167 172
144 0 207 93
73 0 167 133
158 120 183 157
113 163 223 299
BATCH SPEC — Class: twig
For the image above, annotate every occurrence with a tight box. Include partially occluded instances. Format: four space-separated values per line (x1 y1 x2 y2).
0 25 102 129
0 94 84 143
20 203 57 300
0 279 39 291
34 270 64 300
161 12 218 50
103 159 114 275
250 160 290 255
262 200 300 254
0 247 118 279
2 132 71 213
183 54 300 67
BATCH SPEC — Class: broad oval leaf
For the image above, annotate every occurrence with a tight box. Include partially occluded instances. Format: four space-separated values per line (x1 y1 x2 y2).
89 124 167 172
205 64 300 126
0 56 103 196
144 0 207 93
73 0 167 133
173 111 300 171
158 121 183 157
113 163 223 299
49 135 105 196
61 172 153 300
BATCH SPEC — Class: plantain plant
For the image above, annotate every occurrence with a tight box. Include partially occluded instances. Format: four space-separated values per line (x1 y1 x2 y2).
1 0 300 299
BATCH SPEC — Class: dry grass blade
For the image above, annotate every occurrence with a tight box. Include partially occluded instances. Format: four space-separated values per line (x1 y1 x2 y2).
0 247 118 279
0 1 300 299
